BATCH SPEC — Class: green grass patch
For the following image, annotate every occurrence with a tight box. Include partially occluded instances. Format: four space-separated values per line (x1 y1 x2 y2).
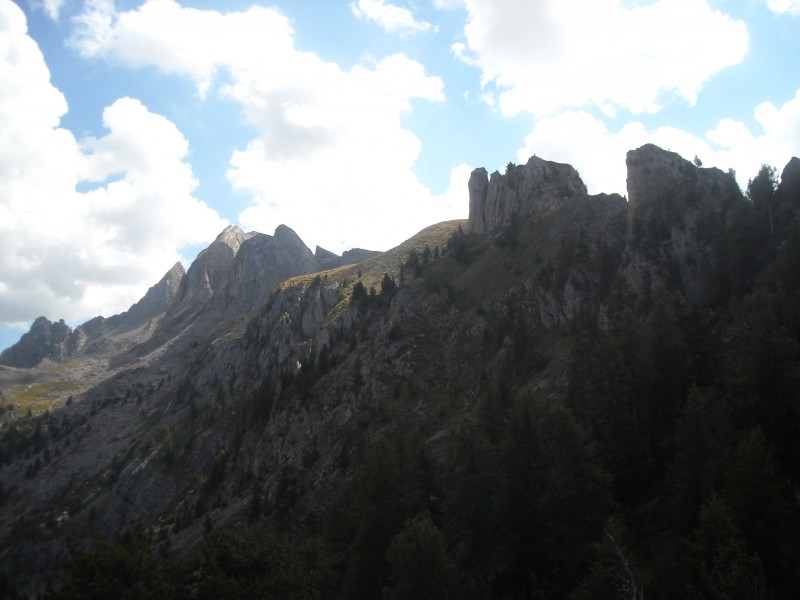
2 380 80 420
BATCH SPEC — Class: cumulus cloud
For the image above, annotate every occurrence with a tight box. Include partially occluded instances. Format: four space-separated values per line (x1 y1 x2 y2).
229 50 463 250
766 0 800 16
707 89 800 179
70 0 463 253
0 1 225 326
351 0 437 34
453 0 748 117
518 89 800 197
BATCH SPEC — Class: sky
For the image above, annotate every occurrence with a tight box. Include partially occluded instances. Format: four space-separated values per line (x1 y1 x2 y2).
1 0 799 352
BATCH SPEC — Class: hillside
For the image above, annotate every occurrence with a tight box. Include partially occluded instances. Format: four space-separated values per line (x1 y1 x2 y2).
1 145 800 599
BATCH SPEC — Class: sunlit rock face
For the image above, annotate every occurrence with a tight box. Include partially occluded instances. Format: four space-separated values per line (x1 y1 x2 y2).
468 155 587 234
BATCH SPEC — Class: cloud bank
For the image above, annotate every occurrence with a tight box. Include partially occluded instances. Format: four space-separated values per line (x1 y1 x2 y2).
454 0 748 117
0 1 225 325
70 0 466 253
445 0 798 195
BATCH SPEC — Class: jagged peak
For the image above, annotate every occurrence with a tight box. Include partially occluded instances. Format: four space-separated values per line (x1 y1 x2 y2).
273 224 307 247
213 224 254 253
314 245 338 260
625 143 741 222
167 261 186 278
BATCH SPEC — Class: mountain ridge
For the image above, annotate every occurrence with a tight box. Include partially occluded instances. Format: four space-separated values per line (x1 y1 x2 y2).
1 144 800 598
0 226 378 368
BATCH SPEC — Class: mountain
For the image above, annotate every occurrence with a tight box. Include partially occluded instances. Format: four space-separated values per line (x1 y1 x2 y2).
0 225 370 368
0 317 72 368
1 145 800 599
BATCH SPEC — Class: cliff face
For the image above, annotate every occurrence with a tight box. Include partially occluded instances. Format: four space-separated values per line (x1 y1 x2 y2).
466 144 745 305
225 225 317 316
623 144 743 302
168 225 252 322
67 262 186 357
468 155 587 234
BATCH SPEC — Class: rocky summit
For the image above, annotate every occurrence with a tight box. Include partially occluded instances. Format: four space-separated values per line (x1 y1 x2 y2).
1 145 800 599
468 155 587 234
0 317 72 369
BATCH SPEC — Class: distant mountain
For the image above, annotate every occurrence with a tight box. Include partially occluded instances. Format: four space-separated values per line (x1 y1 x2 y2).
0 317 71 368
2 145 800 599
0 226 374 369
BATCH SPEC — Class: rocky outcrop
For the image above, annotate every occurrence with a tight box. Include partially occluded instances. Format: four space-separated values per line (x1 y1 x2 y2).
225 225 317 315
313 246 340 271
124 262 185 326
778 156 800 206
67 262 186 357
468 155 587 234
170 225 253 320
623 144 743 301
314 246 381 271
0 317 72 368
625 144 740 241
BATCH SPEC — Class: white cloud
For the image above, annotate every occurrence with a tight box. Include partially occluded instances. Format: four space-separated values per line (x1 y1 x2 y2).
350 0 437 34
24 0 66 21
454 0 748 117
229 50 463 251
81 97 226 254
70 0 463 253
71 0 297 97
518 90 800 197
707 89 800 181
0 1 225 325
434 0 464 9
766 0 800 16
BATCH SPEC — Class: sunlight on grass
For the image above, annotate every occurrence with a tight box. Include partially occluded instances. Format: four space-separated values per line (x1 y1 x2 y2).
2 380 80 420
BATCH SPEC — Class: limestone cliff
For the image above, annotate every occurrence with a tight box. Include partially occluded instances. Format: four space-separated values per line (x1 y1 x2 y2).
622 144 742 302
468 155 587 234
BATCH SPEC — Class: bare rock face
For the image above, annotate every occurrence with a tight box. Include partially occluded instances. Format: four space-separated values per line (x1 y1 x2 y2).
623 144 743 301
123 262 185 326
171 225 253 317
0 317 72 368
68 262 186 356
625 144 740 240
467 167 490 233
468 156 587 234
226 225 317 315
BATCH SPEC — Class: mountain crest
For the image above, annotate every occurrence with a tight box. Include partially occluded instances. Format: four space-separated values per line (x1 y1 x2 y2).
468 155 587 234
213 224 253 251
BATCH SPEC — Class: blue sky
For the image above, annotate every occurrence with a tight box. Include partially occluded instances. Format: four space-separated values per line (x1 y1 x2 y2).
1 0 799 352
